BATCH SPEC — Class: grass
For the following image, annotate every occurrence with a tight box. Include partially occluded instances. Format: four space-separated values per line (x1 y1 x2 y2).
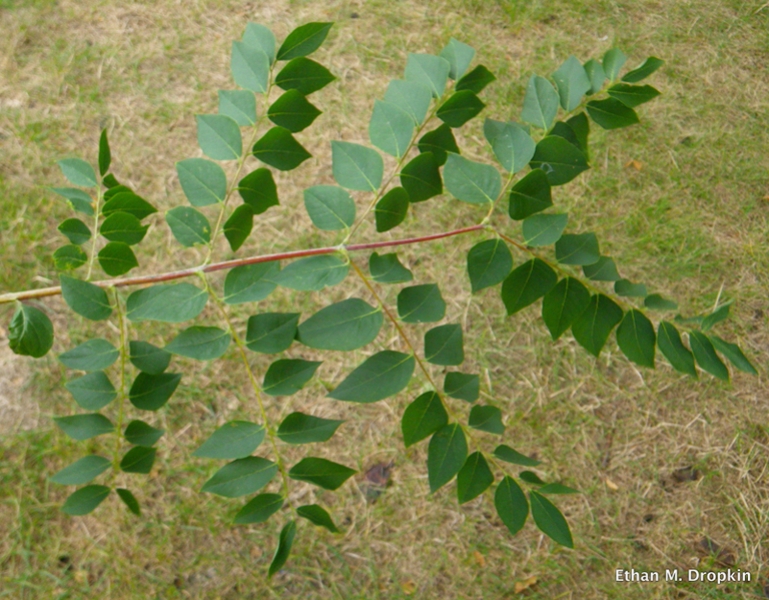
1 0 768 598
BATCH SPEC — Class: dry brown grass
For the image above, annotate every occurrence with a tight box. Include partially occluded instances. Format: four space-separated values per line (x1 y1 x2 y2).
1 0 768 598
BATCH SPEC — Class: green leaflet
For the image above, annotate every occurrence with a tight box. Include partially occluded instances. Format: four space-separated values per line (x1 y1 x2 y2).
522 213 568 247
455 64 496 94
62 485 110 516
97 242 138 276
417 123 458 166
116 488 141 516
440 37 475 80
277 412 344 444
51 187 94 216
701 302 731 331
483 118 535 174
375 187 410 232
397 283 446 323
9 304 54 358
54 414 114 441
129 341 171 375
201 457 278 498
53 245 87 271
242 22 276 64
494 445 541 467
193 421 265 459
269 521 296 578
328 351 415 403
583 256 621 281
176 158 227 207
275 57 335 95
369 252 413 284
542 277 591 340
120 446 156 474
530 136 589 186
60 275 112 321
495 476 529 535
101 193 157 221
689 331 729 381
331 141 383 192
501 259 557 315
196 114 242 160
98 129 111 176
297 504 340 533
384 79 432 125
709 335 757 375
288 457 356 490
615 279 648 298
274 255 348 291
616 309 656 368
58 158 97 188
276 22 332 61
508 169 552 220
58 218 91 245
644 293 678 311
268 89 321 132
444 372 479 403
165 207 211 247
297 298 382 351
586 98 640 130
583 59 606 94
401 391 448 447
521 75 559 131
218 89 256 126
400 152 442 203
99 212 148 245
468 405 505 435
262 359 321 396
304 185 356 230
602 48 627 81
165 326 231 361
223 204 254 252
657 321 697 376
59 338 118 372
607 83 661 108
246 312 300 354
231 40 269 93
223 262 280 305
238 168 279 214
369 100 414 157
571 294 624 357
436 90 485 128
234 493 284 525
622 57 664 83
124 420 165 447
444 153 501 205
126 283 208 323
129 372 182 411
552 55 591 111
51 455 110 485
530 491 573 548
456 452 494 504
252 127 311 171
404 53 450 98
555 232 600 266
65 371 116 411
427 423 467 493
424 324 464 366
466 238 513 293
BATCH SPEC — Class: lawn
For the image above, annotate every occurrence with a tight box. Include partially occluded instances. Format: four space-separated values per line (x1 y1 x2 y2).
1 0 768 598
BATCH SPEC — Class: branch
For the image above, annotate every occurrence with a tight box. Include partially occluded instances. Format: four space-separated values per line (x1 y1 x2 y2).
0 225 484 305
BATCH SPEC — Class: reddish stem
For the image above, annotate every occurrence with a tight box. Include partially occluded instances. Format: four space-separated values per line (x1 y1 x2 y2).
0 224 484 304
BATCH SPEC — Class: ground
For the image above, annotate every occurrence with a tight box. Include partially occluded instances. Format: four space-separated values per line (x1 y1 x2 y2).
1 0 768 598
